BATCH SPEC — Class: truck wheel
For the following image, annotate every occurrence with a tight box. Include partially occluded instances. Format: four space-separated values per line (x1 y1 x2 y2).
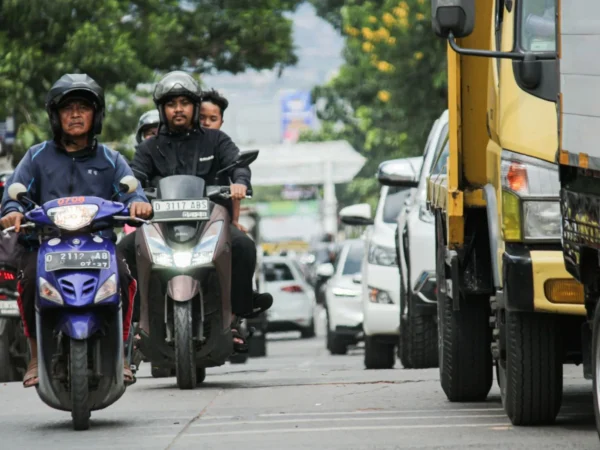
399 280 438 369
593 301 600 439
70 339 90 431
436 214 492 401
500 310 562 425
174 301 197 390
364 336 395 369
0 319 17 382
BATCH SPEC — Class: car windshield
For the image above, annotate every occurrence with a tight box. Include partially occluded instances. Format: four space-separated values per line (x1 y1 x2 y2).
264 262 295 282
342 241 364 275
382 186 412 223
520 0 555 52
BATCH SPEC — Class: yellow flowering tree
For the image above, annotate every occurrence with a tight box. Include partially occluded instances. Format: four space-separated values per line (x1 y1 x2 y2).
305 0 447 205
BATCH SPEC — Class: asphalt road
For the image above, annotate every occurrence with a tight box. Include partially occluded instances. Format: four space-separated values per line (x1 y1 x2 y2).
1 308 598 449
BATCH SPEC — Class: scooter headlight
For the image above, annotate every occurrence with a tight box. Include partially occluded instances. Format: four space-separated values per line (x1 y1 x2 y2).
39 277 64 305
142 221 224 268
94 274 118 303
47 205 98 231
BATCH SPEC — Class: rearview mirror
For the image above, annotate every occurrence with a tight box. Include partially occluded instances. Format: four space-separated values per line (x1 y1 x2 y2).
316 262 334 278
339 203 374 226
119 176 139 194
8 183 27 202
377 158 421 188
236 150 259 168
431 0 475 39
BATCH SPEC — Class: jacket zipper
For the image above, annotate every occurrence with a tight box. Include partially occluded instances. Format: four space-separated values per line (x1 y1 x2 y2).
68 157 75 195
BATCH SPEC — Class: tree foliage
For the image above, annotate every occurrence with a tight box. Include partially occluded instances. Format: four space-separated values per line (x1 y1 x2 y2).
0 0 302 163
305 0 447 206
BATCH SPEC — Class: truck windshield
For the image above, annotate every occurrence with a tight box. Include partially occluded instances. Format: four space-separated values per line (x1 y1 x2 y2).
520 0 556 52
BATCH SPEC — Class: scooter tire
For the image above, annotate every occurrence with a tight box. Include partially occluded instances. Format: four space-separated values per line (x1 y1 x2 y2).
70 339 90 431
0 319 17 382
174 301 197 390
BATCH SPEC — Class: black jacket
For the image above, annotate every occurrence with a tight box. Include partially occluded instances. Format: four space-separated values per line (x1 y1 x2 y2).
131 127 251 217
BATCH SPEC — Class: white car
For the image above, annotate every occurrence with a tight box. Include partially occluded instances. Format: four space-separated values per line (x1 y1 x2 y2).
318 238 365 355
263 255 316 338
339 156 423 369
388 110 449 369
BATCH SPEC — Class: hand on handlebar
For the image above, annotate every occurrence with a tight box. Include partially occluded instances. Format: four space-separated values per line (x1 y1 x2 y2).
230 184 247 201
0 212 24 232
129 202 153 219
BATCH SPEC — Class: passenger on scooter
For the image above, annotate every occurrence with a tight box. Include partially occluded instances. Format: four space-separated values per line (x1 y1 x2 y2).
0 73 153 388
200 89 245 233
135 109 160 144
120 71 272 353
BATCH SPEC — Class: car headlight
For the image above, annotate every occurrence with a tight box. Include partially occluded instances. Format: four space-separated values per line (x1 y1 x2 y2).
500 151 561 241
47 205 98 231
39 277 63 305
368 243 397 266
94 274 118 303
142 221 223 268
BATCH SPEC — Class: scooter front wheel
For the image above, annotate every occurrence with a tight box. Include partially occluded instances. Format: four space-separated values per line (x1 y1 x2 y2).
174 301 197 390
70 339 90 430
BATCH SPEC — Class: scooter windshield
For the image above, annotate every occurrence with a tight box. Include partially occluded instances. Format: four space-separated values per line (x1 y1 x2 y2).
157 175 206 245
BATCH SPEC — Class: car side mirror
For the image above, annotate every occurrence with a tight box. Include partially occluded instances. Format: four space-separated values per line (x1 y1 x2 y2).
352 273 362 284
339 203 374 226
377 158 421 188
431 0 475 39
316 262 335 278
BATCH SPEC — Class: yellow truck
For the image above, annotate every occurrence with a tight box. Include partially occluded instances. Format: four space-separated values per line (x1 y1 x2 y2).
427 0 585 426
556 0 600 432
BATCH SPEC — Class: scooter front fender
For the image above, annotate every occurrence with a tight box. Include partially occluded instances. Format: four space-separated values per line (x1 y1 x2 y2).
167 275 199 302
57 311 102 340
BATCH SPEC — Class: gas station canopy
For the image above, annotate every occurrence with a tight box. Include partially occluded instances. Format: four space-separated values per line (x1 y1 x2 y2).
240 140 366 186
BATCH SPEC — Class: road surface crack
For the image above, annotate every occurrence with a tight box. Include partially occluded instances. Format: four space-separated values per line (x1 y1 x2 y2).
165 389 224 449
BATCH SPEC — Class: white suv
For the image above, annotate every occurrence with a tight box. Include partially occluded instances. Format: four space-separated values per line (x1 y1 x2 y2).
339 157 423 369
386 110 449 369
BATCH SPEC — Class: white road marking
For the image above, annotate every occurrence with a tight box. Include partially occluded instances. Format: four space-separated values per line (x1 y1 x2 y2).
258 407 504 417
158 422 510 438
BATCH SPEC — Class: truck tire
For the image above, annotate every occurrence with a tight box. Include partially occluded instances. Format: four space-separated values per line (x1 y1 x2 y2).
592 301 600 439
435 214 492 401
399 279 438 369
364 336 395 369
501 310 562 425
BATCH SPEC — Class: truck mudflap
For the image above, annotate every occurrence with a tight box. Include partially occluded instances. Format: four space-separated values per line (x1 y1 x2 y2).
502 245 534 312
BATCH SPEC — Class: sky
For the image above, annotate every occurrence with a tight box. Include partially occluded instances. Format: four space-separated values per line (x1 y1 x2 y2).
201 2 345 145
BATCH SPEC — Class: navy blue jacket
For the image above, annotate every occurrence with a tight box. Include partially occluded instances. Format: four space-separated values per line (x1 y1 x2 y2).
1 140 148 243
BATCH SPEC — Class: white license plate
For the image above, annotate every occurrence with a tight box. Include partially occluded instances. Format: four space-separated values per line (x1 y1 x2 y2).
153 200 208 212
152 199 210 222
0 300 19 317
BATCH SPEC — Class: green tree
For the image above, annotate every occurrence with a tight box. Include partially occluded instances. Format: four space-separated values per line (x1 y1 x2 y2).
0 0 303 163
304 0 447 206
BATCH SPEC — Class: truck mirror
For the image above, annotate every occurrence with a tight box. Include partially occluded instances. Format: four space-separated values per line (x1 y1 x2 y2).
431 0 475 39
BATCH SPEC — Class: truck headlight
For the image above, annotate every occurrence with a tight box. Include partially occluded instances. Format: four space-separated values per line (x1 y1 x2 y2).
501 151 561 242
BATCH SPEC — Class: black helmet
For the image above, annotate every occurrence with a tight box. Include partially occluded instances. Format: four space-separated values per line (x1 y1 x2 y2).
135 109 160 144
153 71 202 126
45 73 105 139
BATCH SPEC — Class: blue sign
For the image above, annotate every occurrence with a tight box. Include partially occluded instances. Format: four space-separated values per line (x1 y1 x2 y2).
280 90 315 143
